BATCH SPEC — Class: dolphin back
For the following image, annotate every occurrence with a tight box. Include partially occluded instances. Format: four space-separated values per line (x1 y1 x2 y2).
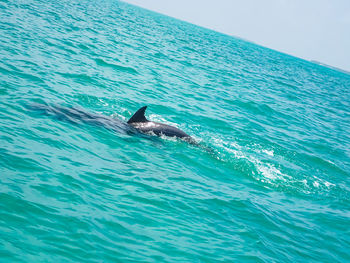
127 106 191 139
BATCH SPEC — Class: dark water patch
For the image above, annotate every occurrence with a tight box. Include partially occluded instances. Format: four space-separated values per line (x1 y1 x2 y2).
0 79 12 95
153 51 168 59
43 38 79 55
0 63 45 85
31 183 85 204
0 88 7 95
0 150 46 172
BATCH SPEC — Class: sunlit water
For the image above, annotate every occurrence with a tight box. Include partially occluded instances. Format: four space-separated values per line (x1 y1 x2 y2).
1 0 350 262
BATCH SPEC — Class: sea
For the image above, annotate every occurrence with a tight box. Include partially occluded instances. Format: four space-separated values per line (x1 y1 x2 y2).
1 0 350 262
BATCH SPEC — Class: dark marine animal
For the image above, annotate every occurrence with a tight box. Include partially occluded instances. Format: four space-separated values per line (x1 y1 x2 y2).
127 106 191 139
30 103 192 140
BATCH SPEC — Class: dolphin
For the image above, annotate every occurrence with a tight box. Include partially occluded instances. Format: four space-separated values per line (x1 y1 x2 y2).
29 103 192 141
127 106 191 139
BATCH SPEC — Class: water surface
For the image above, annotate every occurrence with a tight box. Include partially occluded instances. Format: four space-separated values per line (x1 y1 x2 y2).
1 0 350 262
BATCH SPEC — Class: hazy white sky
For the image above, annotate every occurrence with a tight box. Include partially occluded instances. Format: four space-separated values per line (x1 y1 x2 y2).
124 0 350 72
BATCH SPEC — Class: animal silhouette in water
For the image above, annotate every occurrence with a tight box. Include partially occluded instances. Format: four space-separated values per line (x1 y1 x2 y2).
30 103 193 141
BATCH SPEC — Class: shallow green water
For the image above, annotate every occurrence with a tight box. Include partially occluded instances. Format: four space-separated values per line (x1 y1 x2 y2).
1 0 350 262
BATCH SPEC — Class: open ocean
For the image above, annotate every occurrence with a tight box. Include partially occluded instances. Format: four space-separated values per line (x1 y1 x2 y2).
1 0 350 262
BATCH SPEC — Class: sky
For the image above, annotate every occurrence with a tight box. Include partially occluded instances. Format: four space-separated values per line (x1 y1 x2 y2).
123 0 350 72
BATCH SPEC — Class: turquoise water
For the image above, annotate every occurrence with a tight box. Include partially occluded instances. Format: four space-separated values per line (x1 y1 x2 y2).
1 0 350 261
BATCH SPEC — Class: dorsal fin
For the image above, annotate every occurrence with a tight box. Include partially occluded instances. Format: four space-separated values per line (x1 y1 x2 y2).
127 106 148 123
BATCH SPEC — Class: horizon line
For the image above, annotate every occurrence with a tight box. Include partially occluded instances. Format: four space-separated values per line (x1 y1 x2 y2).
121 0 350 76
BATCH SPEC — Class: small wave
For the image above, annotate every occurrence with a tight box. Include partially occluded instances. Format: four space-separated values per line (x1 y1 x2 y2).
95 58 138 74
0 63 45 84
262 149 274 156
153 51 167 59
57 72 99 85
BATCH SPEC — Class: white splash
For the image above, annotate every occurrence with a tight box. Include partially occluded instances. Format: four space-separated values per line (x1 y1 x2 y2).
262 149 274 156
